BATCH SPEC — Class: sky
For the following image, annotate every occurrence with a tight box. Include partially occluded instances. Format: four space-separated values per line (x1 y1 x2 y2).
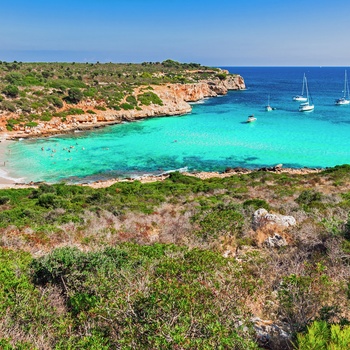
1 0 350 66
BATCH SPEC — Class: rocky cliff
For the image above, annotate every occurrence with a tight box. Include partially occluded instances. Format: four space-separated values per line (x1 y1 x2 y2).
7 75 245 138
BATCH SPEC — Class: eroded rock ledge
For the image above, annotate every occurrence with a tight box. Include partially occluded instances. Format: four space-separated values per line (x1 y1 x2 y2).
5 75 245 139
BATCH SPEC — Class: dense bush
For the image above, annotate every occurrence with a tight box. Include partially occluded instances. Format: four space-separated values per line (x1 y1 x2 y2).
66 87 83 103
2 84 19 97
28 244 258 349
295 320 350 349
137 91 163 106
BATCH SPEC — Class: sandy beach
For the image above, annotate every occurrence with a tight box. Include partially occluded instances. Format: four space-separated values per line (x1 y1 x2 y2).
0 134 31 188
0 135 16 187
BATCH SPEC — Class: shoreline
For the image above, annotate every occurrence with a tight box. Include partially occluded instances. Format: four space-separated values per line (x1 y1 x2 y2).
0 135 26 187
0 164 323 190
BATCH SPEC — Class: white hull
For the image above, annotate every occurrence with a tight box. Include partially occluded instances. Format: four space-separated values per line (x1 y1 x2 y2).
335 70 350 106
299 103 314 112
293 95 307 102
247 116 257 123
294 74 307 102
298 75 314 112
265 105 273 112
335 98 350 105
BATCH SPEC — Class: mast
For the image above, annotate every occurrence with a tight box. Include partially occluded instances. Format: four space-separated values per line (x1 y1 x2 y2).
344 70 348 99
301 73 306 96
304 76 309 104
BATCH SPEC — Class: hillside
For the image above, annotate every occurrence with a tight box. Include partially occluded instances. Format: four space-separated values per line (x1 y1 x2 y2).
0 60 245 138
1 166 350 349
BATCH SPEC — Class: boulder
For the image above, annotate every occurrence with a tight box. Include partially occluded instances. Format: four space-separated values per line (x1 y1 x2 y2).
253 208 296 231
263 233 287 248
252 317 291 350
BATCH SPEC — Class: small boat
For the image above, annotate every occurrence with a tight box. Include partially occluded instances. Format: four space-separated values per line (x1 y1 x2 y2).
293 74 308 102
247 115 257 123
299 75 314 112
335 70 350 105
265 95 273 111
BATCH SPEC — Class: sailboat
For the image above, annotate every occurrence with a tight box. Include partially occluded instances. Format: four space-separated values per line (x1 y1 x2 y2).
293 74 308 102
335 70 350 105
298 75 314 112
265 95 273 111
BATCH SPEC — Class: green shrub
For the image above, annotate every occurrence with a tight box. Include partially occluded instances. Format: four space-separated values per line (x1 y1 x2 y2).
216 73 227 80
120 102 134 110
296 190 323 211
126 94 137 106
66 108 84 115
25 122 38 128
137 91 163 106
5 72 23 85
37 193 63 208
83 87 97 98
2 100 17 112
65 87 83 103
49 95 63 108
2 84 19 98
0 196 10 205
31 246 129 293
295 321 350 349
48 79 86 90
23 74 42 86
243 198 270 211
193 203 244 240
40 113 52 122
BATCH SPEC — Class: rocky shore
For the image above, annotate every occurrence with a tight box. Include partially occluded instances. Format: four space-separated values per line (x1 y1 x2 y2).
2 74 245 140
2 164 322 190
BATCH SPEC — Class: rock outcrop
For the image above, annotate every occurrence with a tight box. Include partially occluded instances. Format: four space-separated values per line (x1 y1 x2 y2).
252 317 291 350
252 208 296 248
252 208 296 231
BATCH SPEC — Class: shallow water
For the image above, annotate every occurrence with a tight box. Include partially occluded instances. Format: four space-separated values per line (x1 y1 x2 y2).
6 66 350 183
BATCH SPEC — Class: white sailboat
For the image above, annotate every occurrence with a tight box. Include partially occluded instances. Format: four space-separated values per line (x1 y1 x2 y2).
265 95 273 111
298 75 314 112
293 74 308 102
335 70 350 105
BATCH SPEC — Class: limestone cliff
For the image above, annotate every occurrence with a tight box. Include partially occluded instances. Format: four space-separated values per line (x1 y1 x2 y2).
7 75 245 138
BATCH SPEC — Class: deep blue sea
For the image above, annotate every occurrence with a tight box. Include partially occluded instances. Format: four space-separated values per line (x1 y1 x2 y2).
5 67 350 183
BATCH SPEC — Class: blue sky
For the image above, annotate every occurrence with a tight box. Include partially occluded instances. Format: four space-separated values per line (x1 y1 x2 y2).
1 0 350 66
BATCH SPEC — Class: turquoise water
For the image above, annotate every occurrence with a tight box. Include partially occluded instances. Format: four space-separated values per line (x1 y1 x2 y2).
6 67 350 183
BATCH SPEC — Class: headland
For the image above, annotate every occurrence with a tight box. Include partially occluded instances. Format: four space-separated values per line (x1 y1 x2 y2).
0 61 245 140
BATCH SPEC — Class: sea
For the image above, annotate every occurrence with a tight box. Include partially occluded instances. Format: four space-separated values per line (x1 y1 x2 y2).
4 66 350 184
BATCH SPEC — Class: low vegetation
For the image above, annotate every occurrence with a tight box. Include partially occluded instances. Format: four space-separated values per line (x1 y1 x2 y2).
0 166 350 348
0 60 225 130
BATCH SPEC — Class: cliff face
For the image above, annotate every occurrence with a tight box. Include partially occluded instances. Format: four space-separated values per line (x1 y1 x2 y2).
7 75 245 138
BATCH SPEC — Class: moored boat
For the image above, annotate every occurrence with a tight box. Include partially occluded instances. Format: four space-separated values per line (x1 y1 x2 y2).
265 95 273 111
247 115 257 123
299 75 314 112
293 74 308 102
335 70 350 105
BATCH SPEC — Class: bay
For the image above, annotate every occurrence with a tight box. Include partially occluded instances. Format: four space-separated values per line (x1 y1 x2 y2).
6 66 350 183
